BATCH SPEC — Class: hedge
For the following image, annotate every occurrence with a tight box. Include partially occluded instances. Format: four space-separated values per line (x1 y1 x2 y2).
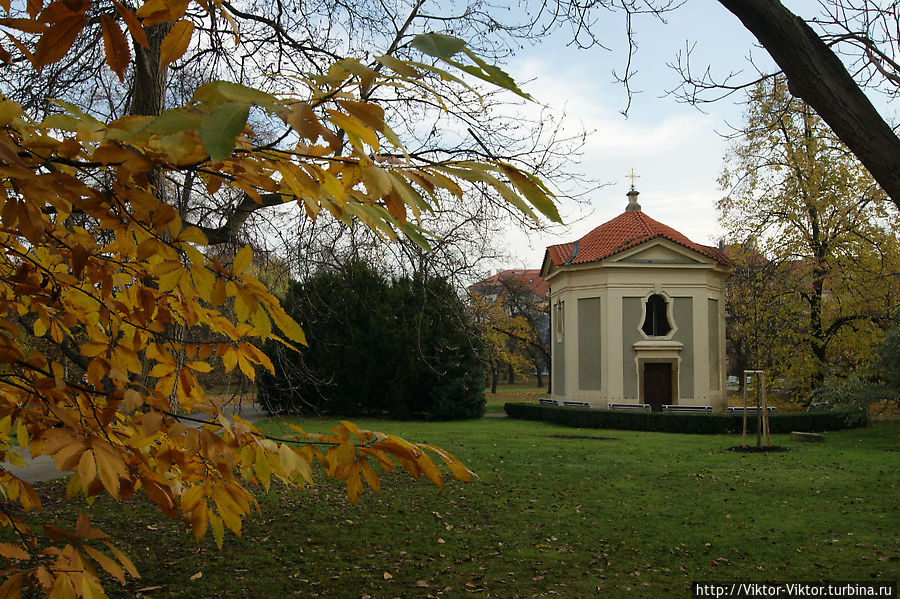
503 403 868 434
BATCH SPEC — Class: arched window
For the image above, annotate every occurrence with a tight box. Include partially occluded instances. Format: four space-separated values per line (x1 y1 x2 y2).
642 294 671 337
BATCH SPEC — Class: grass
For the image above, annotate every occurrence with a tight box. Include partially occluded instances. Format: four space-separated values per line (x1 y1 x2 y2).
5 418 899 597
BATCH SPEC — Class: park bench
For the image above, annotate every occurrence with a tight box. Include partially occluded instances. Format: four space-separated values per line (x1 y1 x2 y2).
726 406 775 415
662 405 712 414
539 398 559 406
608 403 651 412
562 401 591 408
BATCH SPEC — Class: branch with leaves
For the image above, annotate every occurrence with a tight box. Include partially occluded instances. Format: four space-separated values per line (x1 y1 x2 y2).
0 1 561 596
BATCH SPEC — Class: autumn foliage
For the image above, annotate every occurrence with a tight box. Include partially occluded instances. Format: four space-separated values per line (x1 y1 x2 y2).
0 0 559 595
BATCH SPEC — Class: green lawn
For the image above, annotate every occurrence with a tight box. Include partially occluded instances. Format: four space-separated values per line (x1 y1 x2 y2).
7 418 899 597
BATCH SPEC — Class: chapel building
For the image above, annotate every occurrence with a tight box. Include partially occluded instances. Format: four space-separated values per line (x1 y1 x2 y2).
539 187 732 412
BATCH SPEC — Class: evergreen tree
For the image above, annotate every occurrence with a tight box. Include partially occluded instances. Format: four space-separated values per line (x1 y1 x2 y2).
258 262 485 419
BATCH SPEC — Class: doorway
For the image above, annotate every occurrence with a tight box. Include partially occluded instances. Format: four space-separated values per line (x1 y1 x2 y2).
643 362 672 412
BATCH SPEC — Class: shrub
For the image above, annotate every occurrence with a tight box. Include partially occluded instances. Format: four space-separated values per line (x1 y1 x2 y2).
809 375 892 414
503 403 868 434
258 262 484 419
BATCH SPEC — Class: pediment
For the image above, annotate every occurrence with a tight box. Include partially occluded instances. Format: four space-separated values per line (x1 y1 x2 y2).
540 252 559 279
612 240 707 264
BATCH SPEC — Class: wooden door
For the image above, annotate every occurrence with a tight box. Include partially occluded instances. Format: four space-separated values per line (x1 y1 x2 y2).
643 362 672 412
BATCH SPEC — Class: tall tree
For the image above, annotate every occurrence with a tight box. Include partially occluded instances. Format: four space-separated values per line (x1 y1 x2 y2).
470 271 550 388
715 0 900 209
468 291 533 394
719 77 900 394
724 242 803 387
0 3 560 593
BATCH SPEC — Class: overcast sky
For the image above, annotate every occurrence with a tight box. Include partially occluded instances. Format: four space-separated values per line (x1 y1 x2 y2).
494 0 776 270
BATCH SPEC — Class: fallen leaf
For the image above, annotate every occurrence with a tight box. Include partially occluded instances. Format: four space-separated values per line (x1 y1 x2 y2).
190 571 202 580
383 572 393 580
416 580 429 588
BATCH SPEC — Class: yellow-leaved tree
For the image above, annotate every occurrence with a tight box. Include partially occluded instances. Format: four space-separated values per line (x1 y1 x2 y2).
0 3 560 595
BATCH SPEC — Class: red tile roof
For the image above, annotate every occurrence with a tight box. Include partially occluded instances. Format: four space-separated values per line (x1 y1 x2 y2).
545 210 732 267
470 269 549 298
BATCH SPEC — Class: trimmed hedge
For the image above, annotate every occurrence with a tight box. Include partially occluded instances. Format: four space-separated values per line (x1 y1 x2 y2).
503 403 868 434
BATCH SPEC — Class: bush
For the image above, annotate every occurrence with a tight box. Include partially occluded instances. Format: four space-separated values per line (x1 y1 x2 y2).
258 261 484 419
503 403 868 434
809 375 892 414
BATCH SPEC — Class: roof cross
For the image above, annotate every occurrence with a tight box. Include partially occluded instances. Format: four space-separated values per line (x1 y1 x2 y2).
627 168 640 190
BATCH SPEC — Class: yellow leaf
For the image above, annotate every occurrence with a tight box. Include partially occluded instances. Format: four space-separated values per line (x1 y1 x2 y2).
35 14 86 69
222 348 238 373
260 301 303 345
418 443 474 483
148 362 175 378
80 576 104 599
0 100 22 126
0 542 30 560
190 499 209 543
99 14 130 82
187 360 212 373
213 498 242 536
254 444 270 491
178 226 208 245
159 19 194 67
250 305 271 340
345 462 362 504
416 452 444 488
209 510 224 549
0 573 22 599
237 355 255 381
55 442 85 472
180 484 204 513
84 545 124 582
105 542 140 579
232 244 252 275
362 164 392 198
49 575 76 599
123 389 143 410
77 450 97 488
94 446 124 498
16 418 27 451
360 459 380 493
327 111 379 150
33 317 47 337
210 278 227 307
112 0 149 48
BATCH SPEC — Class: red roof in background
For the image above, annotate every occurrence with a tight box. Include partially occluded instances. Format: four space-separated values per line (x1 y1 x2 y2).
470 269 549 298
545 210 732 267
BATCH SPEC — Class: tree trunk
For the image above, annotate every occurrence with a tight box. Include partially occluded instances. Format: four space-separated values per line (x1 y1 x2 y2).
808 267 828 389
130 24 171 117
535 363 543 388
490 364 498 394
